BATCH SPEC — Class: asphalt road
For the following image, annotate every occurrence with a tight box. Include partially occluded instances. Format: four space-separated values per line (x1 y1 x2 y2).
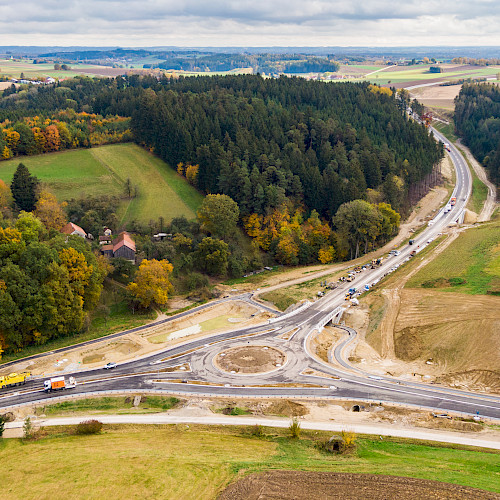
3 130 499 420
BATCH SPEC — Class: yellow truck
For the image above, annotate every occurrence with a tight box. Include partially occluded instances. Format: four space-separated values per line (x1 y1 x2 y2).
0 372 31 389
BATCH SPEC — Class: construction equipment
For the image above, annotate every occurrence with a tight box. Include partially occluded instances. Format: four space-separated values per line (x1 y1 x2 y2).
0 372 31 389
43 376 77 393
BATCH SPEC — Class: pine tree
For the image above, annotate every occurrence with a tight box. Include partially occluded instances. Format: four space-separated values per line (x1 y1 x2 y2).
10 163 39 212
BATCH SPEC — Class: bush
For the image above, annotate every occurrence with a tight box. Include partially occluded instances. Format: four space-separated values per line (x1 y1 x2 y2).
23 417 33 440
317 431 356 454
0 415 5 437
250 424 264 437
288 417 301 439
75 419 103 435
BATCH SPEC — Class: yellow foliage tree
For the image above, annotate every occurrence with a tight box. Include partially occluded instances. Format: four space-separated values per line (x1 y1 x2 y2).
177 162 185 175
318 246 336 264
0 179 11 210
127 259 174 308
58 247 93 296
185 164 199 186
243 213 262 238
32 127 47 153
44 125 61 152
2 145 12 159
4 129 20 152
35 190 67 230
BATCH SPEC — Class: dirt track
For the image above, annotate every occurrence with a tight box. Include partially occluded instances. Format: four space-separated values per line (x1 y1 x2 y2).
218 471 500 500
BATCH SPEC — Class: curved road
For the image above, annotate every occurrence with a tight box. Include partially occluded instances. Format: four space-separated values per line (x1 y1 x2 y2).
2 131 499 421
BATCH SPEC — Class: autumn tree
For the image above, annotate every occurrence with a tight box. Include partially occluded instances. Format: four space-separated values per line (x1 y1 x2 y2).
127 258 174 308
34 190 67 230
10 163 39 212
0 179 11 214
197 194 239 240
194 237 230 275
334 200 381 259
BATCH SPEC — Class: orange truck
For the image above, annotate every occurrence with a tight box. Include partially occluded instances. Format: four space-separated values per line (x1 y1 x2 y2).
43 376 77 393
450 197 456 206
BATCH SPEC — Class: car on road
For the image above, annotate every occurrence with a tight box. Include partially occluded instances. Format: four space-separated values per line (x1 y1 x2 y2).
104 362 117 370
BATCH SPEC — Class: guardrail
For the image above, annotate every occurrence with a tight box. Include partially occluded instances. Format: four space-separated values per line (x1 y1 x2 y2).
3 388 494 422
268 300 312 324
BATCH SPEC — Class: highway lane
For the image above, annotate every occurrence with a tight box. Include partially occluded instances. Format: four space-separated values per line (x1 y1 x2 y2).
3 130 499 420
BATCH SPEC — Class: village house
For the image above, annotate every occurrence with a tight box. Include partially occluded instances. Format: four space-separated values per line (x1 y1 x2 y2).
101 231 136 263
60 222 87 239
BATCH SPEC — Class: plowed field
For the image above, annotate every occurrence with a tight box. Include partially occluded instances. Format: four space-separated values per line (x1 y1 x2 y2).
218 471 500 500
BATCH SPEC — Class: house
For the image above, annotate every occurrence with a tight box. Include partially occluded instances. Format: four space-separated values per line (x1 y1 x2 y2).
100 231 136 263
60 222 87 239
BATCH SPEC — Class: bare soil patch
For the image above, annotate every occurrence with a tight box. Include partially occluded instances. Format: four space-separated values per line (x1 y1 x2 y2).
310 328 341 363
218 471 500 500
216 346 285 374
437 370 500 394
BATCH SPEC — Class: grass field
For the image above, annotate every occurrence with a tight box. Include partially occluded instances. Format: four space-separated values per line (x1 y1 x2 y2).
0 143 203 225
406 222 500 294
0 58 111 79
0 425 498 499
260 272 343 311
358 64 500 85
36 396 179 416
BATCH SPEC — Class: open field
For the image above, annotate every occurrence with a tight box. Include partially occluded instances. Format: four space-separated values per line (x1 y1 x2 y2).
410 84 462 111
0 143 203 225
0 58 118 79
355 64 500 86
406 221 500 294
35 396 180 416
0 425 499 499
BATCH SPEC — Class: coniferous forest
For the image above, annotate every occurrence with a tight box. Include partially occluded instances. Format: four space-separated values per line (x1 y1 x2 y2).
454 83 500 185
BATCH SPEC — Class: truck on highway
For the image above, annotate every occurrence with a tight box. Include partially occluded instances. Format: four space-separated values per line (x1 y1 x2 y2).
450 197 456 206
444 143 451 152
371 257 383 268
43 376 77 393
0 372 31 389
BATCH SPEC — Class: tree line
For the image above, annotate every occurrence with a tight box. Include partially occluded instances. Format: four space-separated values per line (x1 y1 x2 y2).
0 108 131 159
454 83 500 185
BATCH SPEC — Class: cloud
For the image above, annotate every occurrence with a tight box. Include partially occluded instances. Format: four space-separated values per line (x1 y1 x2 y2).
0 0 498 46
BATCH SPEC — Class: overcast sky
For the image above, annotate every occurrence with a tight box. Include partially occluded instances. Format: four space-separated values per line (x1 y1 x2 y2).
0 0 498 47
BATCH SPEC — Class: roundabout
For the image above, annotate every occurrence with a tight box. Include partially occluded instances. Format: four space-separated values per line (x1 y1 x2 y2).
215 345 286 375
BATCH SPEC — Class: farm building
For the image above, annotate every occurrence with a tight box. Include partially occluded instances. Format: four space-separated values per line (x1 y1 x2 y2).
60 222 87 239
100 231 136 262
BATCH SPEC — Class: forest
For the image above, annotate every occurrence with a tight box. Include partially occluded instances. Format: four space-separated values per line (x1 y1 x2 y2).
454 83 500 185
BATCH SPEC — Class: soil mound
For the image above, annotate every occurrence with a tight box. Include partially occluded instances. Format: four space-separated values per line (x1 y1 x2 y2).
216 346 285 374
218 471 500 500
437 370 500 394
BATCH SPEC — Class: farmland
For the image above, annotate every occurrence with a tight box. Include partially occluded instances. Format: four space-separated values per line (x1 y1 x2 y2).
0 143 203 226
0 57 121 79
0 424 498 499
